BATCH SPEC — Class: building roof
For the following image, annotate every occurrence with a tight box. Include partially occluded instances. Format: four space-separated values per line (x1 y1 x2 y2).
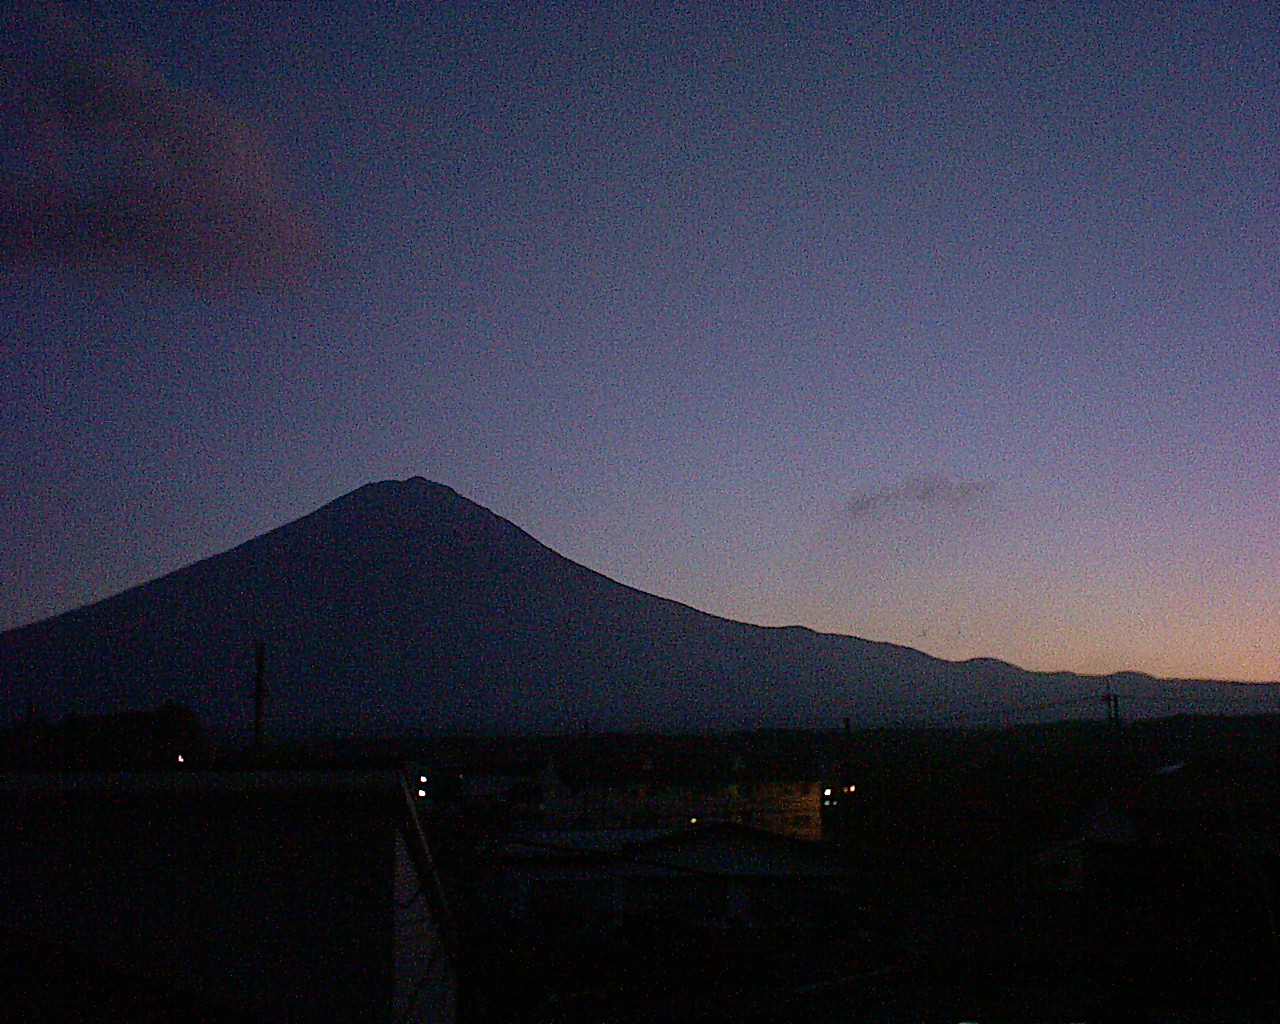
493 820 847 878
0 765 457 1023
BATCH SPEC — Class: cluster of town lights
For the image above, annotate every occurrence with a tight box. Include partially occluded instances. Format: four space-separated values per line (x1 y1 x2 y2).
821 783 856 807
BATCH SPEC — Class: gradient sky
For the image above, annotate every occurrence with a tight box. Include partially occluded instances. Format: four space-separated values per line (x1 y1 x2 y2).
2 2 1277 682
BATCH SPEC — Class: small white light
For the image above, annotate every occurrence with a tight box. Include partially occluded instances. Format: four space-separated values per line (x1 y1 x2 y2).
823 788 831 796
417 789 426 798
689 817 697 824
419 775 427 784
177 755 184 764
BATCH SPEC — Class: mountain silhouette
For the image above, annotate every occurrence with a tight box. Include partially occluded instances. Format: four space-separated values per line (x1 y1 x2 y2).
4 478 1278 736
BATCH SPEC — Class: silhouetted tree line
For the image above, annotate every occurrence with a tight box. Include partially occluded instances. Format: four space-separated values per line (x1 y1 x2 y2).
0 701 211 768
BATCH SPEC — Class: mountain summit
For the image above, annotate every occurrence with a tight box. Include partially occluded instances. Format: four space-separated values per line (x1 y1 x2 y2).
4 479 1277 735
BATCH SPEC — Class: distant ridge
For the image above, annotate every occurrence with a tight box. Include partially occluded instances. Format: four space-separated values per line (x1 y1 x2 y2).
4 478 1278 736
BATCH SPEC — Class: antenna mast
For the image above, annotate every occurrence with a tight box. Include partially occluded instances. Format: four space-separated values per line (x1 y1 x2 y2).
1103 683 1121 730
253 640 267 749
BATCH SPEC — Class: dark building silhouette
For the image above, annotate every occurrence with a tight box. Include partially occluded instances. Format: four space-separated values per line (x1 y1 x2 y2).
0 769 456 1022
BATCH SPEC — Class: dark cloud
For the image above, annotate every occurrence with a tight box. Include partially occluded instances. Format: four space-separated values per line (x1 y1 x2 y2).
0 5 326 290
846 473 995 521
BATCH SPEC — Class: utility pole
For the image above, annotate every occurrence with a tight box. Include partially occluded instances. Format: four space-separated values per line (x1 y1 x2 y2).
1102 685 1121 730
24 698 37 767
840 716 855 835
253 640 267 750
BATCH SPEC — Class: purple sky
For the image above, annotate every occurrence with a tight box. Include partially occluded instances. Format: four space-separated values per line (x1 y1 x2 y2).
2 2 1277 682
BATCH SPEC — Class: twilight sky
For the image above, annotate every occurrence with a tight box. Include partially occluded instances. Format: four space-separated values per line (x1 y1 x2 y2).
2 2 1277 682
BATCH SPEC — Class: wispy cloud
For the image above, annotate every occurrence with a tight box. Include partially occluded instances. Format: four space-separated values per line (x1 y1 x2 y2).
0 3 327 291
846 473 995 521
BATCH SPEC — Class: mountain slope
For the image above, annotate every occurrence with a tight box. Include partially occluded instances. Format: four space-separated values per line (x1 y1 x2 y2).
4 478 1278 735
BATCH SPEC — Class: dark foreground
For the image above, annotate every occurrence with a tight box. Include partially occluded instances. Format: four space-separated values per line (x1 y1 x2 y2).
3 713 1278 1022
357 714 1279 1021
